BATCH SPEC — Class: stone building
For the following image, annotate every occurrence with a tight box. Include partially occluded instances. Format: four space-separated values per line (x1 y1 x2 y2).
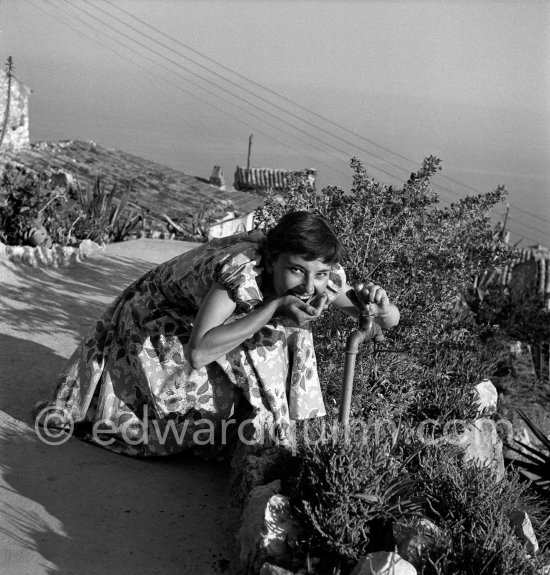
0 71 31 151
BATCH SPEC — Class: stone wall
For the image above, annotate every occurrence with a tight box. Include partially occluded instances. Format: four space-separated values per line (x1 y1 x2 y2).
0 72 30 151
207 211 255 239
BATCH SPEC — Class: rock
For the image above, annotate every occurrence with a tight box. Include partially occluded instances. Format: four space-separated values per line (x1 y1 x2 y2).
230 444 287 507
393 519 447 567
449 418 505 482
259 562 296 574
510 509 539 555
239 480 297 572
261 494 297 558
27 226 49 247
50 170 75 190
1 239 104 268
351 551 416 574
473 379 498 415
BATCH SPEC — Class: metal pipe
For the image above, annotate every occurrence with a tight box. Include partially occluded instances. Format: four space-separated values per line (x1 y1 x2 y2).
338 312 377 425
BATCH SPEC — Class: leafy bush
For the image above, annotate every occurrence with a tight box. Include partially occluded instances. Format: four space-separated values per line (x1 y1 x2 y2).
0 167 69 245
70 175 140 243
284 430 547 574
288 419 426 568
253 158 549 573
0 166 140 246
255 157 510 422
407 446 548 575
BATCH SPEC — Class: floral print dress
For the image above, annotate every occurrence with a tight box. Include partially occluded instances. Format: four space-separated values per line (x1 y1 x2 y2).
37 231 346 457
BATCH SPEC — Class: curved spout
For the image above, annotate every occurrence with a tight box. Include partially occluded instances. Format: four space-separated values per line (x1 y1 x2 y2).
338 314 377 425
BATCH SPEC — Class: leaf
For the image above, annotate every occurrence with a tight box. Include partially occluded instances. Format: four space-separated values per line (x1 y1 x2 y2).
517 408 550 449
350 493 379 503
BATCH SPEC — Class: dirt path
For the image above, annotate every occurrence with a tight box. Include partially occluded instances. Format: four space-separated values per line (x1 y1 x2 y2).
0 239 237 575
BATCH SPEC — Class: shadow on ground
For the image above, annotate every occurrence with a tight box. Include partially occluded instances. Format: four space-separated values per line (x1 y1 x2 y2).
0 240 238 575
0 253 155 341
0 334 66 424
0 416 236 575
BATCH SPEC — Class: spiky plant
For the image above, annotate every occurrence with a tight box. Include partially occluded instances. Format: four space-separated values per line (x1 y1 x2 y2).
507 408 550 495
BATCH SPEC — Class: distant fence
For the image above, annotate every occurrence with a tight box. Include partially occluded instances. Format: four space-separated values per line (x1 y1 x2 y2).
233 167 316 193
474 246 550 385
474 248 550 310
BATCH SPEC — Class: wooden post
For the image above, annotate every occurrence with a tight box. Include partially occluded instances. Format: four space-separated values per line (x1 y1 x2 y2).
246 134 252 190
246 134 253 171
501 203 510 238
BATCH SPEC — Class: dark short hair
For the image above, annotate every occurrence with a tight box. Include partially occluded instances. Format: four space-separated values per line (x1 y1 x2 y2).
265 211 343 265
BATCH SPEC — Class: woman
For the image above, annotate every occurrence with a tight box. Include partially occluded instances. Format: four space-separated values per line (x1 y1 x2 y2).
35 211 399 457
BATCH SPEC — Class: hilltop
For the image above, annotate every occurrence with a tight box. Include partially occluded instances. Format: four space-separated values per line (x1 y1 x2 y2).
0 140 262 236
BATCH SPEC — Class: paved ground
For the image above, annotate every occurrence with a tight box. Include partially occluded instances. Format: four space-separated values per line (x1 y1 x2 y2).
0 239 238 575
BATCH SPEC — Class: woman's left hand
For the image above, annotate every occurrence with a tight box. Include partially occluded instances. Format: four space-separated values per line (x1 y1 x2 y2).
333 280 400 329
353 282 390 314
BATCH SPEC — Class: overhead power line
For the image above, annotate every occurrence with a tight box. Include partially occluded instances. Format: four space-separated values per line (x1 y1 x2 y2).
41 0 352 178
19 0 549 245
54 0 357 177
78 0 421 184
65 0 505 202
65 1 369 168
102 0 550 229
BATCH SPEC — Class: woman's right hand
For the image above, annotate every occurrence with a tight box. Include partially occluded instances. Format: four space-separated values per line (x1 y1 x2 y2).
276 293 327 327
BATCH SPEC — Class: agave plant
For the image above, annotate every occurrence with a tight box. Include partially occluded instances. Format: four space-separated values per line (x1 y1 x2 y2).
72 176 135 243
507 408 550 494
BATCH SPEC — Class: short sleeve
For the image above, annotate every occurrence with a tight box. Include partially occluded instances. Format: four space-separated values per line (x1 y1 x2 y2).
324 263 347 305
213 248 263 313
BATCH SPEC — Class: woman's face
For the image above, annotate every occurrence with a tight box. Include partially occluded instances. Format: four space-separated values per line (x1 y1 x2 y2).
267 252 332 300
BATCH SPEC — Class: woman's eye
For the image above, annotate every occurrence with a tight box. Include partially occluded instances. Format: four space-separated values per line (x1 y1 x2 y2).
316 273 328 279
290 267 303 274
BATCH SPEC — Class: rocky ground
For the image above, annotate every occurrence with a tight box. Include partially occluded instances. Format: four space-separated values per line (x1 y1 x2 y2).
0 140 263 239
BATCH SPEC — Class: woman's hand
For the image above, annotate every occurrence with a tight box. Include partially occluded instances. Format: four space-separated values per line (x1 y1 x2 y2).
353 282 390 314
277 293 328 327
333 281 400 330
353 282 399 329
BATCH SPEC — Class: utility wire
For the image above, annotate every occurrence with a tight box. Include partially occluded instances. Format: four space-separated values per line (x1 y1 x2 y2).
87 0 550 239
52 0 353 178
102 0 550 228
23 0 548 244
33 0 206 134
38 0 354 180
71 0 498 206
78 0 415 183
64 1 365 170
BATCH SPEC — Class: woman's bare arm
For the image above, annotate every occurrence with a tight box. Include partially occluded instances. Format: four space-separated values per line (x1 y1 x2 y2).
187 282 325 369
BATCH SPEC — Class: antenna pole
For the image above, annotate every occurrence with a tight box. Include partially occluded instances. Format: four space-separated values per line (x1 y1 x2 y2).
246 134 253 190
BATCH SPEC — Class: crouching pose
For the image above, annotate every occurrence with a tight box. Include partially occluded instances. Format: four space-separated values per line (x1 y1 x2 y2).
35 211 399 457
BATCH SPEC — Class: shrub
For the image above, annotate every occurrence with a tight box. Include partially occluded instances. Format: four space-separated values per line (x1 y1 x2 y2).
0 166 69 245
408 446 549 574
254 157 510 422
0 166 139 246
71 175 139 243
288 418 427 571
253 158 550 573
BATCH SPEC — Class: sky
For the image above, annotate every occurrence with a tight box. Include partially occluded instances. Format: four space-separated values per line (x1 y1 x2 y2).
0 0 548 247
